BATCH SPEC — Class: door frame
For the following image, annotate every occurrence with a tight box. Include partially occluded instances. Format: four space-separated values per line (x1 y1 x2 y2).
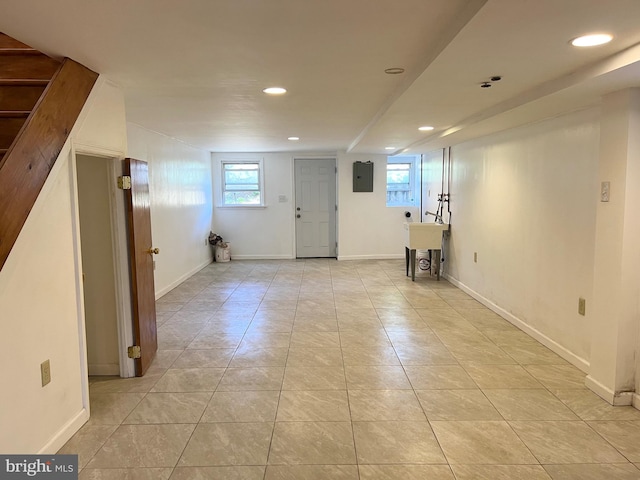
292 156 338 258
70 144 136 388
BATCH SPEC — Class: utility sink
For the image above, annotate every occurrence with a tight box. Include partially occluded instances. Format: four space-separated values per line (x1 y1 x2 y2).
404 222 448 250
404 222 449 281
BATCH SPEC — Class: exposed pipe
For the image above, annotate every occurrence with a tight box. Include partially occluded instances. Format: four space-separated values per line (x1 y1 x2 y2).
420 154 424 223
441 148 445 204
447 146 452 221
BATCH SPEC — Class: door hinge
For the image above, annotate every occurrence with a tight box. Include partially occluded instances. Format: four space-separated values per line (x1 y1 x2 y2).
117 176 132 190
335 205 338 211
127 345 141 359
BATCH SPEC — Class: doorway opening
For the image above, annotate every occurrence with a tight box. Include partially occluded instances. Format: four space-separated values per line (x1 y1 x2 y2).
294 157 337 258
74 153 135 379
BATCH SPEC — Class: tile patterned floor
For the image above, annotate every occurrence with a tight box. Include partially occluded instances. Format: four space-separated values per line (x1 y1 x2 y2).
59 259 640 479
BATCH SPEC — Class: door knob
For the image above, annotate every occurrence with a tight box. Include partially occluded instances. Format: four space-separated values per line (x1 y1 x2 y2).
148 247 160 255
296 214 301 218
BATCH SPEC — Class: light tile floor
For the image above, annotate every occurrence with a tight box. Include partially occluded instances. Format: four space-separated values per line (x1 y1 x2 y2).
60 259 640 480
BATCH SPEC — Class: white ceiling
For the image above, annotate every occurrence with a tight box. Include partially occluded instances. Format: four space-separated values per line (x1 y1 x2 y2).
2 0 640 154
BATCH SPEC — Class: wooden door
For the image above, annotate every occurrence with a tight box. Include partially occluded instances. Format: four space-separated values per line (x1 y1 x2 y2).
124 158 158 376
295 158 337 257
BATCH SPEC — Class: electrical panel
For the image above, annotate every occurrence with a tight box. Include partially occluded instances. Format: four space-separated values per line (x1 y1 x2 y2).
353 161 373 192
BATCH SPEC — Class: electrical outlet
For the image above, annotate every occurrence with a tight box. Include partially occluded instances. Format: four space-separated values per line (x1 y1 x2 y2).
473 252 478 263
41 360 51 387
600 181 610 202
578 297 586 316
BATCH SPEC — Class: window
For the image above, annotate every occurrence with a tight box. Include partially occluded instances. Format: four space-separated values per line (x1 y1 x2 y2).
386 155 419 206
221 160 264 206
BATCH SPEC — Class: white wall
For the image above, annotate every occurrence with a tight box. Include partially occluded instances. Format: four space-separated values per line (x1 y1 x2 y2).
76 155 119 376
421 149 449 224
211 152 298 259
0 77 215 453
438 108 600 368
338 152 420 260
211 151 421 260
587 89 640 404
637 330 640 405
127 124 213 297
0 78 127 453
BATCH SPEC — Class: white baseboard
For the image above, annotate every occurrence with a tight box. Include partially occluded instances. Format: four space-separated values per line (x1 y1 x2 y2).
585 375 634 406
616 392 634 406
155 259 212 299
209 254 404 261
38 408 89 454
443 274 590 373
88 364 119 376
633 392 640 410
229 254 295 260
585 375 615 404
337 254 404 261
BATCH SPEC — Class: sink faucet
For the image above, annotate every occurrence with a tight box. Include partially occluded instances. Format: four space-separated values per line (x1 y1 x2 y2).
425 211 444 224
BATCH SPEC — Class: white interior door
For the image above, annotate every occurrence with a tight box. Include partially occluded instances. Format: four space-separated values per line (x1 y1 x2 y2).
295 158 336 258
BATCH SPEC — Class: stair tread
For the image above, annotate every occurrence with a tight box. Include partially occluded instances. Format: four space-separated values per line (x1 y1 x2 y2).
0 84 47 112
0 79 50 86
0 111 30 118
0 48 42 55
0 53 60 80
0 33 33 49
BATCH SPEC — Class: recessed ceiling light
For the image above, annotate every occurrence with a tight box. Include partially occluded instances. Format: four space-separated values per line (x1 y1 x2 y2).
288 136 299 141
418 126 434 131
263 87 287 95
384 67 405 75
385 147 395 150
571 33 612 47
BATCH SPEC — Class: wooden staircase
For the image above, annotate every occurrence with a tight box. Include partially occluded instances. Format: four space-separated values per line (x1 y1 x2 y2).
0 32 98 270
0 33 60 162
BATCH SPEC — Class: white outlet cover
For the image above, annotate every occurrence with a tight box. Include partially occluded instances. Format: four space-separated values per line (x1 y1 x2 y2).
278 195 287 203
601 181 610 202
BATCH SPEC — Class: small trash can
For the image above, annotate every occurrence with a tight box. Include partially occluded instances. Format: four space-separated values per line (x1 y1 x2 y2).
417 249 431 275
215 242 231 262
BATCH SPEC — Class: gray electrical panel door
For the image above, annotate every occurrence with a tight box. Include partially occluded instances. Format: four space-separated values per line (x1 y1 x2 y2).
353 161 374 192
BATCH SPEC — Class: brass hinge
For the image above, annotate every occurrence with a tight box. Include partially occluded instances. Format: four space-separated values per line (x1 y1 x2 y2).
127 345 141 359
117 176 132 190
